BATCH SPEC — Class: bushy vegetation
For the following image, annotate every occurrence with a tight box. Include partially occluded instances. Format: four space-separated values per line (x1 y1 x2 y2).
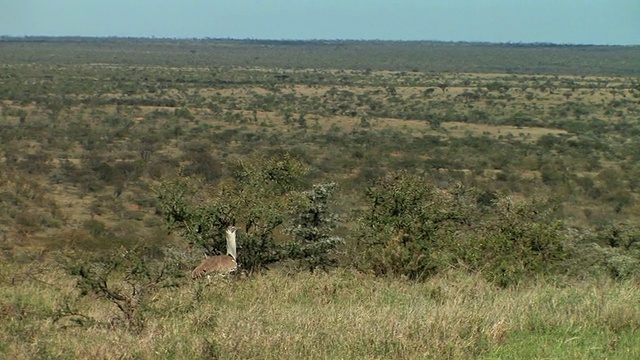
352 172 566 286
1 38 640 358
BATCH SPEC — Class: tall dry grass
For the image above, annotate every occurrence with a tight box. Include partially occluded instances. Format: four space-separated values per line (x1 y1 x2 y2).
1 254 639 359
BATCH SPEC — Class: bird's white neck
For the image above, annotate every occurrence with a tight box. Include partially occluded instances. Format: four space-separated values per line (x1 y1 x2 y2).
225 227 237 260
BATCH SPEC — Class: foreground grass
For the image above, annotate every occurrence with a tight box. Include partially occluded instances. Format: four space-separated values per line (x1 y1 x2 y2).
1 256 639 359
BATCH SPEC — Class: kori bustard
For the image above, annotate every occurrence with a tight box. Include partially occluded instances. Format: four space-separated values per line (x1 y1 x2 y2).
192 225 237 278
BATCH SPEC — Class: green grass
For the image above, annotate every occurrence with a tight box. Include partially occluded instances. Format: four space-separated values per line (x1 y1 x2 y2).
1 255 639 359
485 329 639 359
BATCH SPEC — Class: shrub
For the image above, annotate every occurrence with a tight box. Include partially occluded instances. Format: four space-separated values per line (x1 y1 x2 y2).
155 155 312 273
565 223 640 281
353 172 477 280
174 107 195 121
82 219 107 236
463 196 567 287
63 245 186 334
286 182 342 272
353 171 567 286
181 152 224 183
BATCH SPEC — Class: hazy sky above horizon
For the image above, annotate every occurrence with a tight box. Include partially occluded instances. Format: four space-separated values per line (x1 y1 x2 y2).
1 1 638 45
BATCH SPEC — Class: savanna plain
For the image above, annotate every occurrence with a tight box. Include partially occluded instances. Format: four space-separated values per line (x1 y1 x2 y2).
1 38 640 359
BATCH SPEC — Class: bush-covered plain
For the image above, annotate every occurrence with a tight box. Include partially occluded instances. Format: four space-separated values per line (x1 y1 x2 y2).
1 38 640 358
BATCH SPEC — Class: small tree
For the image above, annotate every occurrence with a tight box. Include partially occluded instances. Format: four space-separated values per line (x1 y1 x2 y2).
155 155 310 273
287 182 342 272
353 171 567 285
353 172 476 279
64 246 184 333
467 196 566 287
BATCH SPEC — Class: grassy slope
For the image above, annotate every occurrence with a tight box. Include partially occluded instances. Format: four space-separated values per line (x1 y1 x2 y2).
1 257 639 359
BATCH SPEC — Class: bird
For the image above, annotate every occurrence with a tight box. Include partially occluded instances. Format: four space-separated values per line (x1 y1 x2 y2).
191 225 237 279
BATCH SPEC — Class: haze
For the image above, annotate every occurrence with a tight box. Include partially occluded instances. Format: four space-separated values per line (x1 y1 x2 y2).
1 0 638 45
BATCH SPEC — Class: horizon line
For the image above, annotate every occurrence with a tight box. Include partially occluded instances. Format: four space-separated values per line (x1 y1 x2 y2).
1 35 637 47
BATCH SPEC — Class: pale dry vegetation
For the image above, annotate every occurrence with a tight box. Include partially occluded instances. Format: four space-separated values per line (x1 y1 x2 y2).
1 256 639 359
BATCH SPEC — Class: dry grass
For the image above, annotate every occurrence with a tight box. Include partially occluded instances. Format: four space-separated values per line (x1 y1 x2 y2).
1 255 639 359
442 122 567 141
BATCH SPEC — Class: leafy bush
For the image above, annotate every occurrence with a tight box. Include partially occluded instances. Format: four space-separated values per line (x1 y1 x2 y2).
287 182 342 272
174 107 195 121
462 196 566 287
181 152 224 183
353 172 477 280
572 222 640 280
82 219 107 236
353 171 567 286
155 155 314 273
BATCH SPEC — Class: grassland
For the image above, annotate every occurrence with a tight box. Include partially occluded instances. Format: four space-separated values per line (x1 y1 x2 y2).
2 258 640 359
1 38 640 358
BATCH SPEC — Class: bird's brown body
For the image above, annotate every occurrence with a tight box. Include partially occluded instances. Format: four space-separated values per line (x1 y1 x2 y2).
191 254 237 278
192 226 238 279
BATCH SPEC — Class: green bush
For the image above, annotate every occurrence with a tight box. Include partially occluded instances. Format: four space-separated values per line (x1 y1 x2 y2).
580 222 640 280
286 182 342 272
353 171 567 286
353 172 476 280
155 155 315 273
462 196 566 287
82 219 107 236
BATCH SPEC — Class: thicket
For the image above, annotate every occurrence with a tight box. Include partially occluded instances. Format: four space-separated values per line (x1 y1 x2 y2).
154 156 342 273
151 159 636 287
352 172 566 286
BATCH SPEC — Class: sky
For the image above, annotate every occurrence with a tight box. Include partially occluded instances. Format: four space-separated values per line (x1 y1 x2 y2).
1 0 638 45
